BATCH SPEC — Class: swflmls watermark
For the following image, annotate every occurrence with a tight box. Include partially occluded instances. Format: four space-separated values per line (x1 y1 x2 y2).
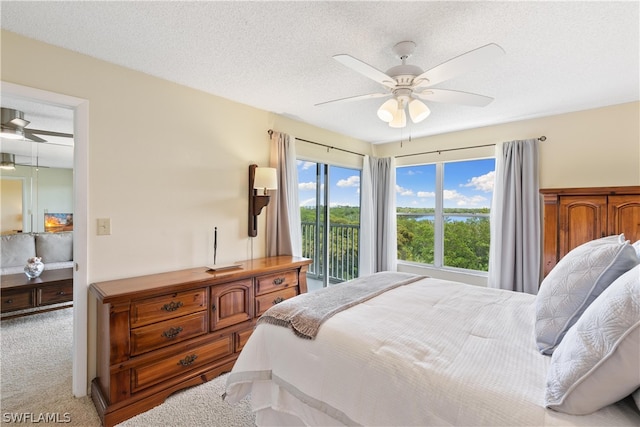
2 412 71 423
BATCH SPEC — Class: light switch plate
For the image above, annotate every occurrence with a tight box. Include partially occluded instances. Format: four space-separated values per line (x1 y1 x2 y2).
97 218 111 235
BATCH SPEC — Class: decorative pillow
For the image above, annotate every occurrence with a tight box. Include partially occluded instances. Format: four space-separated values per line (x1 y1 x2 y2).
544 263 640 415
1 233 36 268
35 232 73 263
535 234 638 354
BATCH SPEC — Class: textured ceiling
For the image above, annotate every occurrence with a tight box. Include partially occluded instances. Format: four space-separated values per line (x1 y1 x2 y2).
1 1 639 154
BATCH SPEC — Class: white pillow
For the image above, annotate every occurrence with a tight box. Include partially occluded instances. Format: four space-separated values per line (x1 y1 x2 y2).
535 234 638 354
35 231 73 263
1 233 36 267
544 263 640 415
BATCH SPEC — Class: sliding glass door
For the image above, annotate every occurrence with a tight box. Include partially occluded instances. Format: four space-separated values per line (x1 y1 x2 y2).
297 160 360 290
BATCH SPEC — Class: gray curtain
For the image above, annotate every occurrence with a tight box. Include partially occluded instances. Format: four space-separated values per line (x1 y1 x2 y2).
487 139 541 294
266 131 302 257
360 155 397 275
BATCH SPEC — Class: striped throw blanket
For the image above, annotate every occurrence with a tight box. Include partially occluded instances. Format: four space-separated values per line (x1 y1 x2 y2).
258 271 425 339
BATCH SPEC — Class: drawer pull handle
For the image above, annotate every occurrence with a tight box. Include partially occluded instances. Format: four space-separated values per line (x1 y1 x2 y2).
273 278 285 285
273 297 285 305
57 291 66 296
162 326 183 339
177 354 198 366
162 301 183 312
6 299 13 304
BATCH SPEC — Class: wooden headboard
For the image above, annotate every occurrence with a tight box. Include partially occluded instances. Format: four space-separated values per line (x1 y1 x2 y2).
540 186 640 277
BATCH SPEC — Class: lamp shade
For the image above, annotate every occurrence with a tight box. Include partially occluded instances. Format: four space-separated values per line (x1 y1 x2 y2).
376 99 398 122
0 153 16 170
253 167 278 191
389 108 406 128
408 99 431 123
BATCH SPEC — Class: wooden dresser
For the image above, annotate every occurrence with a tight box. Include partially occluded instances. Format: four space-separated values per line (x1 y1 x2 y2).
90 256 311 427
541 186 640 276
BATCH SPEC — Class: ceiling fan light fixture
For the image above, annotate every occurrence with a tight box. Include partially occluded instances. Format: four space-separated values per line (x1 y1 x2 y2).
0 126 25 140
0 153 16 170
388 107 406 128
408 99 431 123
376 98 397 122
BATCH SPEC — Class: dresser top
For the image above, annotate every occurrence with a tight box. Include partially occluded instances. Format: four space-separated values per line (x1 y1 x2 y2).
90 256 311 303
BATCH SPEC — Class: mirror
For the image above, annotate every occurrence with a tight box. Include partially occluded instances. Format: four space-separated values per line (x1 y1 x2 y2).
0 97 74 235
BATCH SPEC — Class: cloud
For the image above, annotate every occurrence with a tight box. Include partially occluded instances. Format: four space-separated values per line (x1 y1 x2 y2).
337 175 360 187
462 171 494 192
444 189 488 207
396 184 415 196
296 160 315 170
299 181 316 190
417 191 435 198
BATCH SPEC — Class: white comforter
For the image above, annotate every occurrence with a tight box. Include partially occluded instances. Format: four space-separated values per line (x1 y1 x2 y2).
225 277 640 426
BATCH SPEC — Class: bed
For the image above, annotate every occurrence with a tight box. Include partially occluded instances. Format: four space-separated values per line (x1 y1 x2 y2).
225 236 640 426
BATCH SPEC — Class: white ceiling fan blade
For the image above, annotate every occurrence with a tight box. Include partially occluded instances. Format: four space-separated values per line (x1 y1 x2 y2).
315 92 390 106
415 89 494 107
413 43 505 88
333 54 396 89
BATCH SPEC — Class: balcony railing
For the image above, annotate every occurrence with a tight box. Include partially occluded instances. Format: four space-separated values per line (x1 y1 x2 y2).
301 222 359 283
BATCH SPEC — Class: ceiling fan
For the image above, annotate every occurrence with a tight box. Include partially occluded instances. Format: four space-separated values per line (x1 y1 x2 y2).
1 107 73 142
316 41 505 128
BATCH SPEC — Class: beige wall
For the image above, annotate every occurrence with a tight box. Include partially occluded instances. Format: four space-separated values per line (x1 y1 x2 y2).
2 30 372 393
4 30 636 282
1 30 366 281
3 30 639 393
374 102 640 189
1 177 23 234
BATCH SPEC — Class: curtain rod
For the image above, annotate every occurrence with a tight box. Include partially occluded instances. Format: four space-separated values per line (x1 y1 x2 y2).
395 136 547 159
268 129 364 157
268 129 546 159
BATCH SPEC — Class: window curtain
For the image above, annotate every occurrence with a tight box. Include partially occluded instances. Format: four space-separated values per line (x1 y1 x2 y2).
360 155 398 275
266 131 302 257
487 139 541 294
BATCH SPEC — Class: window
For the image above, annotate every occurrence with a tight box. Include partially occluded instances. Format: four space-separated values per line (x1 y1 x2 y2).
396 158 495 272
297 160 361 289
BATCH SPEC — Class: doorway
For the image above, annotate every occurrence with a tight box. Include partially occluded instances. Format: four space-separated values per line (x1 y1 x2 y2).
297 160 361 289
1 82 89 397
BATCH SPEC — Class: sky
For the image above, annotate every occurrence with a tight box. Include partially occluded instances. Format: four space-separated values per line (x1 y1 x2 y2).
297 158 495 209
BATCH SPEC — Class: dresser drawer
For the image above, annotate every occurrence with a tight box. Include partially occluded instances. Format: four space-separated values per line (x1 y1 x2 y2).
255 270 298 296
1 289 34 312
255 286 298 316
131 289 207 328
235 327 254 353
38 282 73 305
131 335 233 393
131 311 208 356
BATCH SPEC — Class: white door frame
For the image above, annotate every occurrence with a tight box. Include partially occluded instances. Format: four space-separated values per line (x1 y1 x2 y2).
2 81 90 397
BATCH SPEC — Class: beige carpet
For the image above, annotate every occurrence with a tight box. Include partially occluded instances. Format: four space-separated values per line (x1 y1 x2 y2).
0 308 256 426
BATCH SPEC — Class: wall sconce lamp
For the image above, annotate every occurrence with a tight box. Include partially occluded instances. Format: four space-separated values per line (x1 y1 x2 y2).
248 164 278 237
